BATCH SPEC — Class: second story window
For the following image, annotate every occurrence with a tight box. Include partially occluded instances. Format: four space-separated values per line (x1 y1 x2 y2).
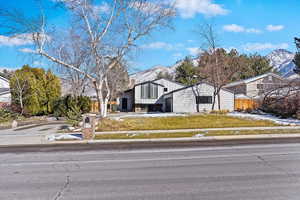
141 83 158 99
164 88 168 92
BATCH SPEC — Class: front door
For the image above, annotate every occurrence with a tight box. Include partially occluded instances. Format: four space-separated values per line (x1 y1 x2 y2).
122 98 128 111
165 98 172 112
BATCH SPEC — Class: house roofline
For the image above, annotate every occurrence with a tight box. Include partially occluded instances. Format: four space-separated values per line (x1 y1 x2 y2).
163 81 234 96
0 75 9 83
133 80 165 88
225 72 286 88
152 78 187 87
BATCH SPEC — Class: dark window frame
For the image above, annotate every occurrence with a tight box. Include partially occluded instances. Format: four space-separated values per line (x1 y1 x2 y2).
196 96 212 104
141 83 158 99
164 88 168 92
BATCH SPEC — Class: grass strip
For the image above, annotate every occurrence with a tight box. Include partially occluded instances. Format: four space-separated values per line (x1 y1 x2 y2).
97 114 278 132
94 129 300 140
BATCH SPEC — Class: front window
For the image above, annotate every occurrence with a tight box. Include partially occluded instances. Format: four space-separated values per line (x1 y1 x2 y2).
141 83 158 99
257 84 263 89
196 96 212 104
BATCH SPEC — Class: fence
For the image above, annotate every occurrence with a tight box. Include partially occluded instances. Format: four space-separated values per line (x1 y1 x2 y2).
235 99 258 111
90 101 118 113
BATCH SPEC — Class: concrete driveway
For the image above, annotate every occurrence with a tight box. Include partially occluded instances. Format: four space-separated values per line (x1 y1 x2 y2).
0 122 69 136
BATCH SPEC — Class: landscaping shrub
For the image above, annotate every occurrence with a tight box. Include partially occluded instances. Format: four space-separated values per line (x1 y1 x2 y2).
261 93 300 119
10 65 61 116
0 108 19 123
53 95 92 124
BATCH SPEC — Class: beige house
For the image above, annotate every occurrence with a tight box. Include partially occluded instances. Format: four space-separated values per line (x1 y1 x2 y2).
224 73 287 99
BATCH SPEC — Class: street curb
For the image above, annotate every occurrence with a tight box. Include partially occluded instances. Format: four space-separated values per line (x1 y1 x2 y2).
95 126 300 135
2 134 300 153
2 133 300 150
54 133 300 144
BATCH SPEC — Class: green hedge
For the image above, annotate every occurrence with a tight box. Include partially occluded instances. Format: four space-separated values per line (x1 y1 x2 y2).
53 95 92 124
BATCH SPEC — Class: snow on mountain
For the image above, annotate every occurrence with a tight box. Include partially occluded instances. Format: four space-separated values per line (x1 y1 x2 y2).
130 59 198 84
130 49 299 84
130 65 176 84
266 49 296 78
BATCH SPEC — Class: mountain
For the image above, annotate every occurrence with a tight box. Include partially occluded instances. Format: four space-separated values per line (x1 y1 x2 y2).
266 49 297 78
130 49 299 83
130 65 176 84
130 59 198 84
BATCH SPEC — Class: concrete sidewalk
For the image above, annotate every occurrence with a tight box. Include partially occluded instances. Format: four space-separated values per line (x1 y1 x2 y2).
96 126 300 135
1 126 300 147
2 132 300 147
0 135 48 146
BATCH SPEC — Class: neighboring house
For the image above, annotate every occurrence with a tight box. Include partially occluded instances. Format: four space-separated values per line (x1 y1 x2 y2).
163 82 235 113
224 73 287 99
120 78 185 112
0 76 11 107
120 78 235 113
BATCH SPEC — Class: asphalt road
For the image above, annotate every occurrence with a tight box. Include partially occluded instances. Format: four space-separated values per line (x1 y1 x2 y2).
1 143 300 200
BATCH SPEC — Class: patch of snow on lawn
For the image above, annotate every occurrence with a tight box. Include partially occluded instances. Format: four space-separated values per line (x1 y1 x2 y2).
228 112 300 126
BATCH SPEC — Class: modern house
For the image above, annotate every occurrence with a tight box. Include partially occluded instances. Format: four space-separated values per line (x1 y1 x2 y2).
224 73 287 99
120 78 235 113
120 78 185 112
163 82 235 113
0 75 11 107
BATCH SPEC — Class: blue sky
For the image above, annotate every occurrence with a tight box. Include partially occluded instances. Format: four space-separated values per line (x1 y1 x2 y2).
0 0 299 72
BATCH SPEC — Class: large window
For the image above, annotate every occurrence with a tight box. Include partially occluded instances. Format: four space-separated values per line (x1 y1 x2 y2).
196 96 212 104
141 83 158 99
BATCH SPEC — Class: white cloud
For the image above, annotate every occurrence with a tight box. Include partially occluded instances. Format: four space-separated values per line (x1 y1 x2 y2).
141 42 174 50
266 25 284 32
19 48 36 53
141 42 184 51
0 34 33 47
242 42 289 52
173 0 229 18
223 24 262 34
186 47 202 56
223 24 244 32
94 2 110 14
245 28 262 34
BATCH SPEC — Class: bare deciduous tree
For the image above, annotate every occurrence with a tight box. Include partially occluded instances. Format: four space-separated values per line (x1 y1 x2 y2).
0 0 175 117
196 23 244 110
198 49 243 110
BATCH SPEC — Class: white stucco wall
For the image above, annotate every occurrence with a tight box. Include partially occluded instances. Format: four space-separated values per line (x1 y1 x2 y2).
171 83 234 113
153 79 184 93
